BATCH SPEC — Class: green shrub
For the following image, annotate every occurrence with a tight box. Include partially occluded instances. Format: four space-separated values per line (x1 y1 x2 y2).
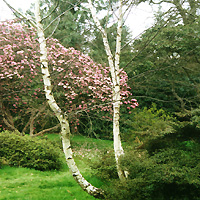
113 148 200 200
104 148 200 200
0 131 63 171
97 126 200 200
121 103 176 144
91 150 118 181
40 134 63 150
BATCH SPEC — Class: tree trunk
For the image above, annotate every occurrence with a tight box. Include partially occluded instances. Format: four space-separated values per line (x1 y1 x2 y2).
88 0 127 180
34 0 104 198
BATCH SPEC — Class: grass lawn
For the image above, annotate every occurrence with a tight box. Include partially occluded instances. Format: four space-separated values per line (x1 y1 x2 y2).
0 134 113 200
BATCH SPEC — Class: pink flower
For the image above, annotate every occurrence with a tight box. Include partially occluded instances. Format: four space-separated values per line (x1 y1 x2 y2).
131 99 137 101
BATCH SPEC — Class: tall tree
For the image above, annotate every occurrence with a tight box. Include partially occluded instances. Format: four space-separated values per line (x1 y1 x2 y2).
88 0 138 180
37 0 105 197
148 0 200 25
126 11 200 113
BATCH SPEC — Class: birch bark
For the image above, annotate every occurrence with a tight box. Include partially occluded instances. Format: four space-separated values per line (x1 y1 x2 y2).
34 0 104 198
88 0 127 180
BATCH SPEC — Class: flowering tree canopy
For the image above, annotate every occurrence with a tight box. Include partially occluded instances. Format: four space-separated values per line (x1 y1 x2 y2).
0 20 138 132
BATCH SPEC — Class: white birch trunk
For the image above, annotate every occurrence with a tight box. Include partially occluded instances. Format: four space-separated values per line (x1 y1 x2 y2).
35 0 104 198
88 0 127 180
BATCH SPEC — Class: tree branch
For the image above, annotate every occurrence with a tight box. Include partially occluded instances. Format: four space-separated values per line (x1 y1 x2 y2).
41 0 60 22
44 0 82 31
2 117 20 133
33 123 60 137
2 0 36 28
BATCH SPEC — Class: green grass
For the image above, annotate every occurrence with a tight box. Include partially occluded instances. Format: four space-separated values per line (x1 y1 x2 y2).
0 166 98 200
45 133 113 150
0 134 113 200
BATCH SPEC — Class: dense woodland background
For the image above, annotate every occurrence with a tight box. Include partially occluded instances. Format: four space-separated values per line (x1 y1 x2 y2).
0 0 200 199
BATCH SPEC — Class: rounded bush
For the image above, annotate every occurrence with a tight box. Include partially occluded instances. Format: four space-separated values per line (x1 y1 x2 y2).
0 131 63 171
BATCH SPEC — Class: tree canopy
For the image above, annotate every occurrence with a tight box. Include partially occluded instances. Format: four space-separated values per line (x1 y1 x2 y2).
0 19 137 134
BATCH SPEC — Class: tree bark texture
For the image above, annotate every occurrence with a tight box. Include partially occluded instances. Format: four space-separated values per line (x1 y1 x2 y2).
35 0 104 198
88 0 127 180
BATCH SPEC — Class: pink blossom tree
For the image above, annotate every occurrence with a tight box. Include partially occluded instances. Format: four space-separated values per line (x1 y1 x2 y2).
0 20 137 135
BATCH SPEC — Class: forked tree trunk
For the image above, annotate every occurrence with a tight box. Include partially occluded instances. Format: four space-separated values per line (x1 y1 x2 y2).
35 0 104 198
88 0 127 180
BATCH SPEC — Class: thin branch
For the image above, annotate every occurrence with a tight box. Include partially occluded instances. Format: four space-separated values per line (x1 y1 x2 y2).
124 9 173 69
44 0 82 31
41 0 60 22
84 110 99 138
46 17 61 39
133 95 180 102
33 123 60 136
121 6 174 52
172 85 188 112
128 44 199 81
150 0 172 4
2 0 36 28
122 0 134 22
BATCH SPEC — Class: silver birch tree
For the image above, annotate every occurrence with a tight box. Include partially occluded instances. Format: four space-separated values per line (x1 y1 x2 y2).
30 0 104 198
88 0 128 180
